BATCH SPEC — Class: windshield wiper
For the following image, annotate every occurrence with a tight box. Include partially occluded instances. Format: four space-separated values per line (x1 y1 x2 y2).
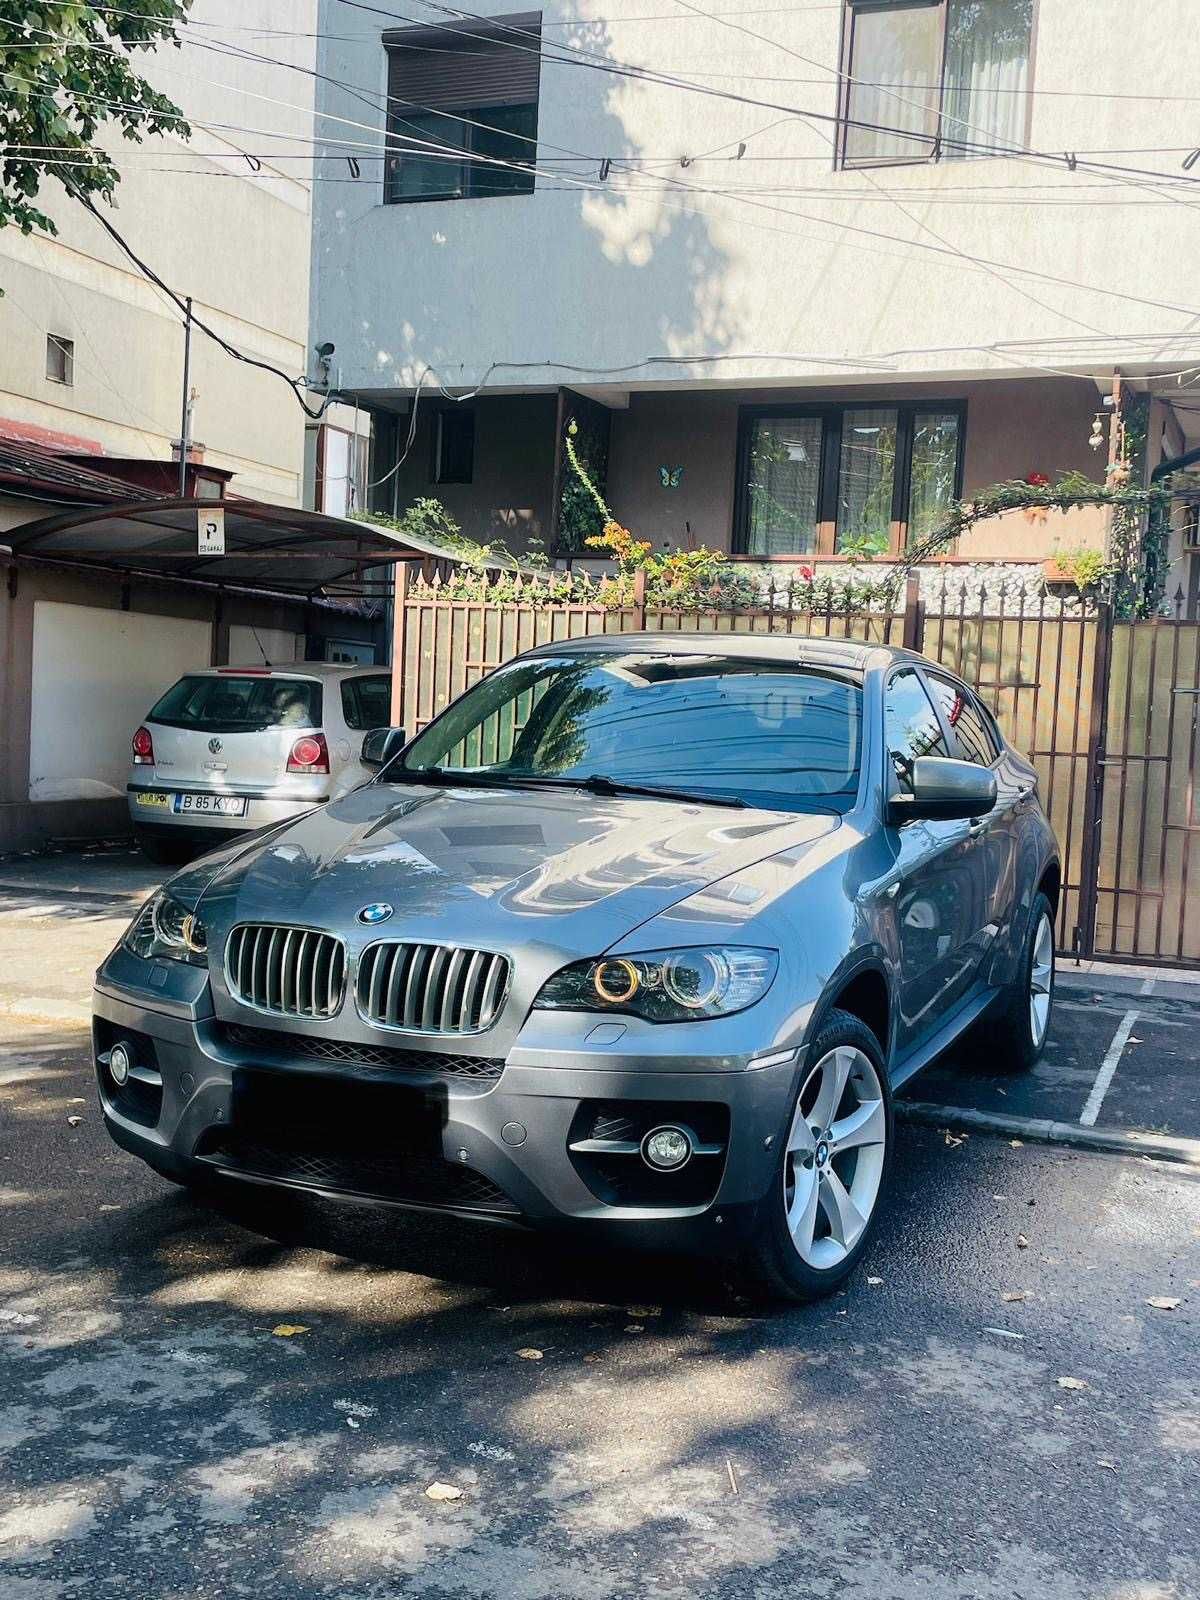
386 767 747 807
530 774 748 809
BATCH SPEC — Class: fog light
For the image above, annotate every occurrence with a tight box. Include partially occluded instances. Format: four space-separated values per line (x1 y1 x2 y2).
642 1125 692 1171
108 1041 132 1086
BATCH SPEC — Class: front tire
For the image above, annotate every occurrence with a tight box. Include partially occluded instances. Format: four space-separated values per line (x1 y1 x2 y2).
741 1008 894 1304
990 892 1055 1071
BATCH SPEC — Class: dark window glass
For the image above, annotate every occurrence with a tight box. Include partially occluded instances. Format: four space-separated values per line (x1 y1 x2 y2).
908 410 962 542
148 675 322 733
433 408 475 484
738 403 964 556
46 334 74 385
744 417 823 557
885 669 948 790
927 674 999 765
342 675 393 731
386 103 537 202
401 651 865 813
836 408 898 552
843 0 1033 167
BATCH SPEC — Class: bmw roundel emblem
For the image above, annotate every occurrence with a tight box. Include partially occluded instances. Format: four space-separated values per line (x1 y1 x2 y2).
357 903 394 925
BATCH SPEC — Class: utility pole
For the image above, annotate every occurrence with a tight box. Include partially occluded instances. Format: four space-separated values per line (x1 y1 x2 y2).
178 296 193 498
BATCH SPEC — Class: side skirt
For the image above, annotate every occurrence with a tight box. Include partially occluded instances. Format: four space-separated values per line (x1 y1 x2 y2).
888 986 1000 1092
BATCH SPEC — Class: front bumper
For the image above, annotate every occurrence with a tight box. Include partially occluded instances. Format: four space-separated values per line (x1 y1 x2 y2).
93 982 804 1255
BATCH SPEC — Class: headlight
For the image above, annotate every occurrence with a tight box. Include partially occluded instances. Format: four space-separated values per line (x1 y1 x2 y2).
534 946 777 1023
123 891 208 967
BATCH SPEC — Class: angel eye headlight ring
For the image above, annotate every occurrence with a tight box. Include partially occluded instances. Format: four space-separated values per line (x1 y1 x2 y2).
593 958 640 1004
661 950 729 1010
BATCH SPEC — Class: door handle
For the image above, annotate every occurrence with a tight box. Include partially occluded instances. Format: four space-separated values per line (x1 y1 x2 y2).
968 817 991 837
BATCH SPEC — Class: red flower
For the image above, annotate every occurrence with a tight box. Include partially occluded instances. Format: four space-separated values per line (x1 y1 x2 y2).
1025 471 1050 487
798 565 815 582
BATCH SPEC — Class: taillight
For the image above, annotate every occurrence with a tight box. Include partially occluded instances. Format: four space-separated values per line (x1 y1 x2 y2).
287 733 329 774
132 726 154 765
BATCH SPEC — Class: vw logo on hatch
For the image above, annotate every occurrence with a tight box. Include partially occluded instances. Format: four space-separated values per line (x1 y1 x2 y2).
208 737 223 754
357 903 394 925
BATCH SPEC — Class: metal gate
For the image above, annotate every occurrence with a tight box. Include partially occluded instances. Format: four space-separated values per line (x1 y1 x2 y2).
392 570 1200 970
1091 620 1200 965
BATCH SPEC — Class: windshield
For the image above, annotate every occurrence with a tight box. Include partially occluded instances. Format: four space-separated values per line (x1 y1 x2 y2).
148 674 323 734
394 649 863 813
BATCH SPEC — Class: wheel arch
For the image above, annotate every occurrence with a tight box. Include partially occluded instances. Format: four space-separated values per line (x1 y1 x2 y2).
810 958 893 1062
1037 859 1061 921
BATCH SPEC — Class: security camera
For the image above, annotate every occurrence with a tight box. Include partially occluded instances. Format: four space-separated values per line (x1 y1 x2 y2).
315 341 336 359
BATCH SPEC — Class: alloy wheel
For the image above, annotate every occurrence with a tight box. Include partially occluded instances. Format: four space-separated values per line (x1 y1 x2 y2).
783 1045 887 1270
1030 912 1054 1048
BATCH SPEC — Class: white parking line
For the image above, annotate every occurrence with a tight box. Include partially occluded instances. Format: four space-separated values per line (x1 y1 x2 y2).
1080 1009 1139 1128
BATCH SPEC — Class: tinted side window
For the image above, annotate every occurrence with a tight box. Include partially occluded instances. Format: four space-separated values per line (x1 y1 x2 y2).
885 669 948 790
341 675 393 732
927 674 999 766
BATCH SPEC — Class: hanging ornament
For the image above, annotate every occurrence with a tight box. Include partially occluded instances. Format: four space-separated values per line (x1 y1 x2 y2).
1089 413 1106 452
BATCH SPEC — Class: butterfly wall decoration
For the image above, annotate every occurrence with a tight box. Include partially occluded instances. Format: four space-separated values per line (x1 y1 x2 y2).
659 466 684 488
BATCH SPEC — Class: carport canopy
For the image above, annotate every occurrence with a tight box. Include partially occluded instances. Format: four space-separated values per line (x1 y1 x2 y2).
2 497 494 599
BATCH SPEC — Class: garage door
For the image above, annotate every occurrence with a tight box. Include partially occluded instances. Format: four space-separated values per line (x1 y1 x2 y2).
29 601 211 802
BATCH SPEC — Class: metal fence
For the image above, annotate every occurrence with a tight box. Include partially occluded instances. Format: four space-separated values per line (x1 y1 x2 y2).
390 566 1200 970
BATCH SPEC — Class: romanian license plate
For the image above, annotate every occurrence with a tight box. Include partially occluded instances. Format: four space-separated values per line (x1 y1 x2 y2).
134 791 171 809
173 793 248 817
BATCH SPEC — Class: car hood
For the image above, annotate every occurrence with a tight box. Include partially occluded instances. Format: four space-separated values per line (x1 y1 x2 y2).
195 780 838 958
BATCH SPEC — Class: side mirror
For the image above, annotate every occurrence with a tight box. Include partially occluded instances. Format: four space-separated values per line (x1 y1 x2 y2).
361 726 407 768
888 755 996 825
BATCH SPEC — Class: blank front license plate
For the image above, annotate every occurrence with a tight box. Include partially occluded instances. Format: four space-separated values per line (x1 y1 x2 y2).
173 793 248 816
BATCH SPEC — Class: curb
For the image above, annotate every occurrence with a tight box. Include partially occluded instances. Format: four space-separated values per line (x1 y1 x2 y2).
0 997 93 1028
898 1099 1200 1168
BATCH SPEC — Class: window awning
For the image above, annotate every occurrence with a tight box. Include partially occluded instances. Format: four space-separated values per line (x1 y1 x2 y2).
1 497 500 603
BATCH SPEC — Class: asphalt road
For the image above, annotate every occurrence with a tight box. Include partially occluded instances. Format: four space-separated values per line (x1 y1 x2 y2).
2 1017 1197 1599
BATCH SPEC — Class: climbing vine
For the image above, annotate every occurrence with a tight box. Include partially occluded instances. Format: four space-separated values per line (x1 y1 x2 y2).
385 456 1174 616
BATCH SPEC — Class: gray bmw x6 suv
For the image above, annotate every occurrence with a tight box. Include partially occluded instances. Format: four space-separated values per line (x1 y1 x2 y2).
94 634 1058 1300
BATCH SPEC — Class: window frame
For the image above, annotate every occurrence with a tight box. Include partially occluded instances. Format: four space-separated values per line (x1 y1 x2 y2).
45 333 74 386
923 669 1002 766
384 101 539 205
882 663 951 798
836 0 1038 171
382 12 541 206
732 398 967 560
341 673 393 732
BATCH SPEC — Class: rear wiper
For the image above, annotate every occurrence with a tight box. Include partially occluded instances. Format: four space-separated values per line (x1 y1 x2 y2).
535 774 748 809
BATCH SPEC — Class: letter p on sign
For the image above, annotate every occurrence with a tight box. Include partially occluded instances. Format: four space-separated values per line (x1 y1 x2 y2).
198 507 226 556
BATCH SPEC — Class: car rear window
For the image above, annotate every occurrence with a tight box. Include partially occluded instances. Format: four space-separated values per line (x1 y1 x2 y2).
147 674 323 733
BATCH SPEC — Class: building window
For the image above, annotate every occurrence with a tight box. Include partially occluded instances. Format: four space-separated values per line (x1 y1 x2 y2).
46 334 74 385
735 401 965 558
432 408 475 484
384 12 540 203
841 0 1034 167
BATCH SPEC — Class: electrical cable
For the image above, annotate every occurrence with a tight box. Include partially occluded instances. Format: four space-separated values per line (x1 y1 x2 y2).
12 28 1200 326
63 187 332 419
